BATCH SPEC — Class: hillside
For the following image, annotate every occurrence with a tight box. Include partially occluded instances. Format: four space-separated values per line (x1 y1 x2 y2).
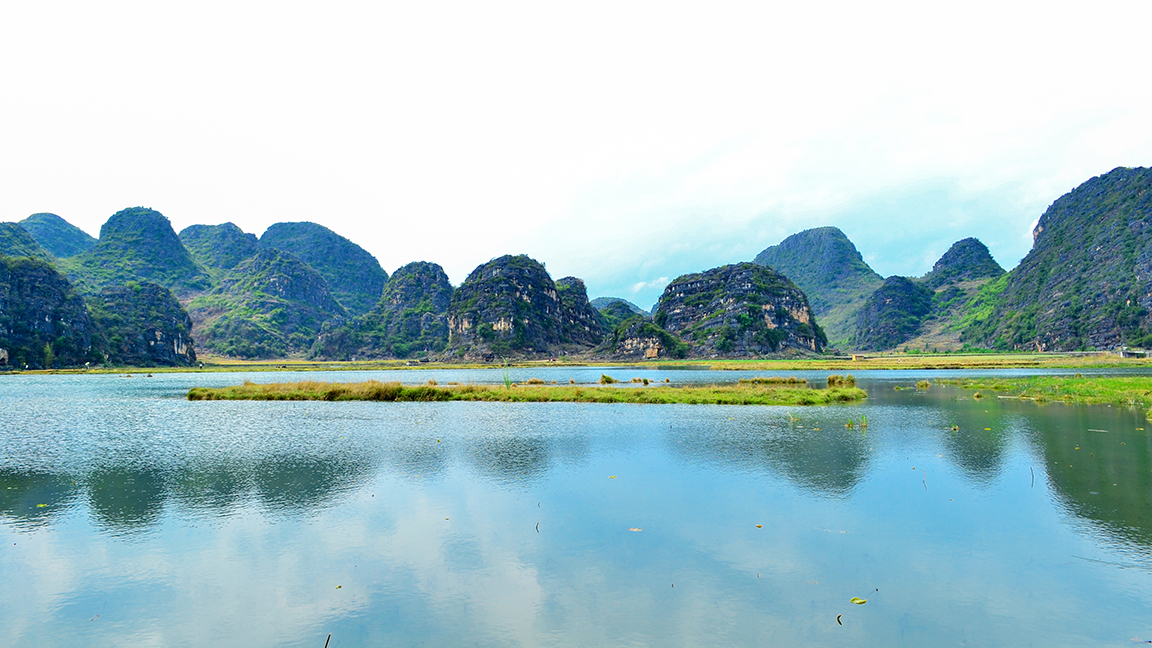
61 207 211 297
446 255 604 359
0 256 103 368
313 261 454 360
853 276 934 351
179 223 259 273
591 297 647 330
187 248 346 358
259 222 388 316
0 223 53 261
89 283 197 366
18 213 96 258
654 262 825 356
753 227 882 347
964 167 1152 350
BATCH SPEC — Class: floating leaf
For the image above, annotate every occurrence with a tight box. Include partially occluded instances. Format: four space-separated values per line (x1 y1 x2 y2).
336 585 342 589
755 524 763 528
609 476 617 479
628 528 642 532
36 504 47 508
850 597 867 605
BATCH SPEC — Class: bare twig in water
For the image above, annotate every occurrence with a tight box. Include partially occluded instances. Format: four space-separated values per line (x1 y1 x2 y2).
324 633 331 648
1031 467 1035 487
536 522 539 533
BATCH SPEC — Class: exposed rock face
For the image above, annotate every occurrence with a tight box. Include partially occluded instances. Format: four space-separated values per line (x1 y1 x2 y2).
18 213 96 258
965 167 1152 350
853 276 934 351
179 223 259 272
753 226 883 347
0 223 53 261
446 255 604 359
0 257 102 368
312 261 453 360
922 238 1004 289
259 222 388 317
599 316 688 359
63 207 211 297
188 248 346 358
595 297 646 330
653 262 824 356
555 277 608 344
90 283 197 366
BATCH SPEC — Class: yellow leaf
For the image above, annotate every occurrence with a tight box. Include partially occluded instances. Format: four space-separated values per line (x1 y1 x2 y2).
755 524 763 528
850 597 867 605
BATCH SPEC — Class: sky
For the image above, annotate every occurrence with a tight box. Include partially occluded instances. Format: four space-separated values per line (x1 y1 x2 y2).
2 0 1150 310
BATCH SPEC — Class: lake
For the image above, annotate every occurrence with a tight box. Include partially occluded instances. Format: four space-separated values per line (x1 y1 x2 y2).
2 368 1151 646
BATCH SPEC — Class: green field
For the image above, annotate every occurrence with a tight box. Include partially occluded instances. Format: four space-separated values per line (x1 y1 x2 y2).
939 375 1152 418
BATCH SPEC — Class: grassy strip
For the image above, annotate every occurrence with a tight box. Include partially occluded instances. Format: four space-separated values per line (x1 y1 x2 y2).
187 380 866 406
938 376 1152 418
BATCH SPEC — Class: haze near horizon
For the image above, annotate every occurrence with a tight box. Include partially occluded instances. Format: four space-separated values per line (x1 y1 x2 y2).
2 0 1150 308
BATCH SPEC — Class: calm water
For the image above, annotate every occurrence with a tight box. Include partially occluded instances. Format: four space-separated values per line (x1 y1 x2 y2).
2 369 1152 647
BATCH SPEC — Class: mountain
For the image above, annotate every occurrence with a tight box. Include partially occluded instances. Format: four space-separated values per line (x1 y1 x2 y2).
187 248 346 358
312 261 453 360
853 276 934 351
591 297 647 330
963 166 1152 350
653 262 825 356
446 255 604 359
259 222 388 317
555 277 608 345
178 223 259 272
0 223 53 261
922 237 1005 289
89 282 197 366
753 227 883 347
0 257 103 368
61 207 211 297
18 213 96 258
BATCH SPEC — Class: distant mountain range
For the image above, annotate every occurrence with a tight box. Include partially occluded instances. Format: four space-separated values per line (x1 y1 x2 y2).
1 166 1149 367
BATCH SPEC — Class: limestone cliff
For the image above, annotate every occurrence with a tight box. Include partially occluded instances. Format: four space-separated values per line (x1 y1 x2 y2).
90 283 197 366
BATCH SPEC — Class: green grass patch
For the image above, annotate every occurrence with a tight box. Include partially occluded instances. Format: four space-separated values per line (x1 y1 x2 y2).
187 380 866 406
938 375 1152 418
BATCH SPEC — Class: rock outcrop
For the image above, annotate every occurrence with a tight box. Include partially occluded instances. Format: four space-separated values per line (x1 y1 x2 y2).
18 213 96 258
259 222 388 316
963 167 1152 350
188 248 346 358
62 207 211 297
312 261 453 360
598 316 688 359
753 226 883 347
90 282 197 366
0 257 102 368
446 255 604 359
653 262 824 356
179 223 260 272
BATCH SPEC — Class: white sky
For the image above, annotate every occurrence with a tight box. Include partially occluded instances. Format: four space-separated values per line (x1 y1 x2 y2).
2 0 1150 309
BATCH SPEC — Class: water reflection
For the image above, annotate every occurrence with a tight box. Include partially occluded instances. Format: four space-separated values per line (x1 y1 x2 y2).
1029 404 1152 552
667 416 871 497
87 466 169 533
0 469 79 529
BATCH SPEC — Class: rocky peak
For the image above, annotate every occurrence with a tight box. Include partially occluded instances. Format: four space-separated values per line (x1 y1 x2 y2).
922 237 1004 289
654 262 824 356
17 213 95 258
259 222 388 316
179 223 259 271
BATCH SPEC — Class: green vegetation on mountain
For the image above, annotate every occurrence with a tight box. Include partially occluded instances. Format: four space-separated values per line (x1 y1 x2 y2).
654 262 825 356
447 255 605 359
18 213 97 258
593 297 647 330
178 223 259 273
0 257 103 368
188 248 346 358
853 276 934 350
89 282 197 366
0 223 53 261
922 237 1004 289
61 207 211 297
313 261 453 360
753 227 883 347
259 222 388 316
963 166 1152 351
188 379 867 406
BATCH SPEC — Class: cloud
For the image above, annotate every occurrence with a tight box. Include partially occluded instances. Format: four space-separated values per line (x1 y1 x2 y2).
630 278 669 296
